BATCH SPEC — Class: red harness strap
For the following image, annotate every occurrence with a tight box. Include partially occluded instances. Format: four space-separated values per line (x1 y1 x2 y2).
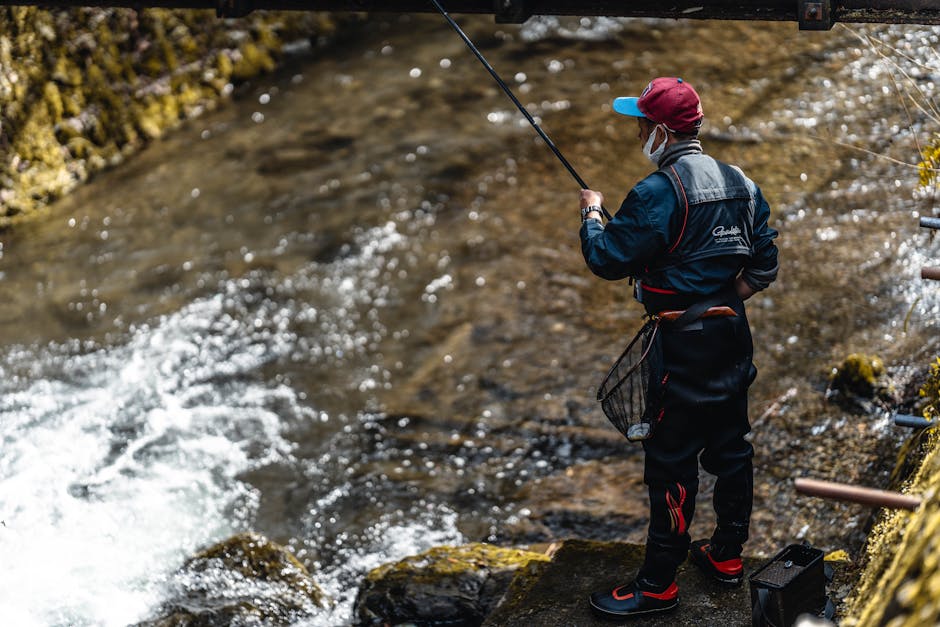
637 166 691 298
641 283 678 295
666 164 689 254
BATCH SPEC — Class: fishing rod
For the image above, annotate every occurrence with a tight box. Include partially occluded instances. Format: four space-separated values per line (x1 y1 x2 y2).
429 0 613 220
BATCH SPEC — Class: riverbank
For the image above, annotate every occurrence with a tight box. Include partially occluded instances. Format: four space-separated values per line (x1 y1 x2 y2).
140 352 939 625
841 358 940 625
1 11 939 626
0 7 357 224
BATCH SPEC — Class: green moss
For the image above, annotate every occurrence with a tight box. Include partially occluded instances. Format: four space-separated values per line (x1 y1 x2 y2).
232 40 276 81
187 531 324 607
920 357 940 421
139 531 329 626
215 49 234 80
1 7 362 224
65 135 94 159
357 542 552 626
843 361 940 626
42 81 64 120
495 556 552 612
829 352 887 398
365 543 551 584
825 549 850 562
918 134 940 187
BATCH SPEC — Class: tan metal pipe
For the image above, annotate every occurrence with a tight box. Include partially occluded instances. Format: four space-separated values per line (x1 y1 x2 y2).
922 267 940 281
794 478 922 511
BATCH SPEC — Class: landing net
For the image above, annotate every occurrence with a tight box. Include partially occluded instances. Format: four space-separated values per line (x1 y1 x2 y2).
596 318 663 442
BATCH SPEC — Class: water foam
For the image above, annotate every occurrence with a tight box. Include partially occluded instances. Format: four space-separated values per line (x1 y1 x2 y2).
0 294 300 626
299 509 465 626
0 220 417 625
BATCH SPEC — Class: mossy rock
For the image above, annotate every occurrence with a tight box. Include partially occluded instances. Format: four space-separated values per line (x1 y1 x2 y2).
826 353 894 410
829 353 885 396
843 359 940 626
921 357 940 421
354 543 550 627
842 443 940 626
0 7 362 223
137 531 329 627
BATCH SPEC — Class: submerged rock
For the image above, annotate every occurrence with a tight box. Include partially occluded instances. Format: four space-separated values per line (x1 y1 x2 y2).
354 543 550 627
826 352 893 409
829 353 886 397
137 531 328 627
504 458 648 543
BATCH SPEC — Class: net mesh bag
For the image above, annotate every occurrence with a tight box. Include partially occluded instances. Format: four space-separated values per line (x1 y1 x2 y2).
596 318 664 442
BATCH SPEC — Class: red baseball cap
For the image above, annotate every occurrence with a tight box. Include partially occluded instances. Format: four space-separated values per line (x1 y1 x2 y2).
613 77 704 133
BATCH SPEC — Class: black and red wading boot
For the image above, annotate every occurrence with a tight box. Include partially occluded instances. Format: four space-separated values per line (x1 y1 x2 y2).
689 539 744 586
589 578 679 619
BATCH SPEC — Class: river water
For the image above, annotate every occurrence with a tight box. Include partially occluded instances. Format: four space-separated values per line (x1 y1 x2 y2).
1 13 939 626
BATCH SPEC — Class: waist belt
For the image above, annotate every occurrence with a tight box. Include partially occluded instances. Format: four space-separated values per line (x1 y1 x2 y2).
655 287 738 328
657 306 737 322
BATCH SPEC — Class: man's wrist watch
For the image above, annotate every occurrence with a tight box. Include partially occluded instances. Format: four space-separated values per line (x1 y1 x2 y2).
581 205 602 222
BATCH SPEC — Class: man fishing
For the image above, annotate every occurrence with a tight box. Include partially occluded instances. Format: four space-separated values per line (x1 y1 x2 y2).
579 77 779 619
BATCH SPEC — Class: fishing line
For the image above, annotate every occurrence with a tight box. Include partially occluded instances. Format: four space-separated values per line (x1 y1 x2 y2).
429 0 613 220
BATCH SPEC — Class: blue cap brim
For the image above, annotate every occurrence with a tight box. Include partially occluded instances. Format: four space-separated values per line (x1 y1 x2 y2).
612 97 645 118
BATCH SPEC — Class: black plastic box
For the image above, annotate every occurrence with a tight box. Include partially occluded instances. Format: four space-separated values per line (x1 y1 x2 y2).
749 544 826 626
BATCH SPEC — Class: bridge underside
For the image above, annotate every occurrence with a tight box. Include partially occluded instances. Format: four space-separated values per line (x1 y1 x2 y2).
2 0 940 29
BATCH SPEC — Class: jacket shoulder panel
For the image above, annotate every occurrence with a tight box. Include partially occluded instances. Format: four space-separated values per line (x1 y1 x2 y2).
634 170 676 201
667 155 751 204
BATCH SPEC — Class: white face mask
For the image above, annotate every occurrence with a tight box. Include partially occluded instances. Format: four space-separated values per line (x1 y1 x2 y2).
642 124 667 165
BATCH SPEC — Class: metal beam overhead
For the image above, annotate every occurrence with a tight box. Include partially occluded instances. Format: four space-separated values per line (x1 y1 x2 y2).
2 0 940 28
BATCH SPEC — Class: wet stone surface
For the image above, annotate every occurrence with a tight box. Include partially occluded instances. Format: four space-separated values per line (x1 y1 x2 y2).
354 543 549 626
137 532 328 626
483 539 760 627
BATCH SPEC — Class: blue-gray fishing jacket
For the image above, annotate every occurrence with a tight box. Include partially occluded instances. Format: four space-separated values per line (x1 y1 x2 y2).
580 140 778 311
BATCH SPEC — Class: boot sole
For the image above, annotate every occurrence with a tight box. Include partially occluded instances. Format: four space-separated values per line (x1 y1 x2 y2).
689 551 743 587
589 598 679 619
